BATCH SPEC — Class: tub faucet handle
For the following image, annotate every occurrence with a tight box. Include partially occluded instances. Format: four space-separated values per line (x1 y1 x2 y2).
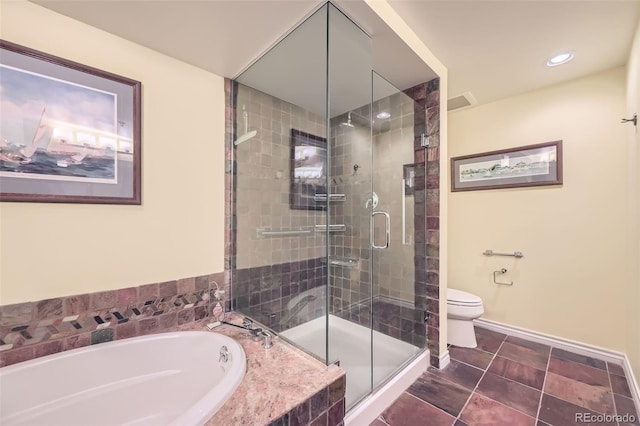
262 331 273 349
242 318 254 330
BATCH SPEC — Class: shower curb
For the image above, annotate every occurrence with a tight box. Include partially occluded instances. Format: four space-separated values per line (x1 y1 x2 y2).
344 349 429 426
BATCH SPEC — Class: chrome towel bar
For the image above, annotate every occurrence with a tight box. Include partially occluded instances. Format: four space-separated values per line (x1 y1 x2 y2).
483 249 524 258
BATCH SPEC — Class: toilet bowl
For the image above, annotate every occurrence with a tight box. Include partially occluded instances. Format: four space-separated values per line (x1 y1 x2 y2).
447 288 484 348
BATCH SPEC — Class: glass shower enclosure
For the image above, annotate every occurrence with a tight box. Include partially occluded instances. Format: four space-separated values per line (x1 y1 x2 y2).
231 3 426 410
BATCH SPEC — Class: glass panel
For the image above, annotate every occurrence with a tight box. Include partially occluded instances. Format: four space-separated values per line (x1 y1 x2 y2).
231 1 431 413
233 5 329 363
371 71 424 391
327 4 373 410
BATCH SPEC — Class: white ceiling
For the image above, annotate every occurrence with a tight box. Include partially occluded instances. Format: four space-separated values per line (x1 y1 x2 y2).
388 0 640 105
30 0 640 109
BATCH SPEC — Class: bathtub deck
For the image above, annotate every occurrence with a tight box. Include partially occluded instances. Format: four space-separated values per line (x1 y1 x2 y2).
191 316 346 425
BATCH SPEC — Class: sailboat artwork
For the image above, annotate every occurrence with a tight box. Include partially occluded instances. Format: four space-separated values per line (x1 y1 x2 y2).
0 64 127 184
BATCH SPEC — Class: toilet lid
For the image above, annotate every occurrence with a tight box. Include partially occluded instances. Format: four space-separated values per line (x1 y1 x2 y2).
448 289 482 306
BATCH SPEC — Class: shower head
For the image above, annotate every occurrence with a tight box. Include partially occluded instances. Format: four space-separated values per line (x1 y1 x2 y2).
234 104 257 146
234 130 257 146
340 112 354 128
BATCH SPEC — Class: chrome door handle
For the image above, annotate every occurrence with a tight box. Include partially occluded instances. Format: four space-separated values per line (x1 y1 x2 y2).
401 179 407 245
371 211 390 249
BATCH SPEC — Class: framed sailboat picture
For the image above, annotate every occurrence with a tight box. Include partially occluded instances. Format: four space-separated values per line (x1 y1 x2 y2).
0 40 141 204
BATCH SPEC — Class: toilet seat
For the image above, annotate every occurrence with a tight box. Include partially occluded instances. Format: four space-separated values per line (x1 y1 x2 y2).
447 289 482 307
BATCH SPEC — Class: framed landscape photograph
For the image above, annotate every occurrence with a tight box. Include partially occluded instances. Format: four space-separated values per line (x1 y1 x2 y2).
290 129 327 210
0 40 141 204
451 140 562 192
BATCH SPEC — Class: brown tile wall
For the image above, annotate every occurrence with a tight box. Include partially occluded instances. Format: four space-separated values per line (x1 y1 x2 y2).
232 258 327 332
0 272 227 367
268 375 346 426
404 78 441 367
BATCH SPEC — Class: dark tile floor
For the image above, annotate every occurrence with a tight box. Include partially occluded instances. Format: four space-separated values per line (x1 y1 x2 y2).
372 327 639 426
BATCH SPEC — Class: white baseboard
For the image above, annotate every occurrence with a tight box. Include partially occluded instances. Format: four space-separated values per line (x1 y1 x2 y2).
345 350 429 426
474 318 640 415
439 349 451 369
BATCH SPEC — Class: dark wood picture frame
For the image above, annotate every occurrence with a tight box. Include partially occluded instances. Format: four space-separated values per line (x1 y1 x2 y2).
0 40 142 204
290 129 327 210
451 140 563 192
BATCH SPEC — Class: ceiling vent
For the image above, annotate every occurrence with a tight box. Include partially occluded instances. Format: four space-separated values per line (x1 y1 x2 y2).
447 91 477 111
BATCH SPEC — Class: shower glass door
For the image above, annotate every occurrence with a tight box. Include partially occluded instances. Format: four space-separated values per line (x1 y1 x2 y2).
326 3 374 408
370 72 423 392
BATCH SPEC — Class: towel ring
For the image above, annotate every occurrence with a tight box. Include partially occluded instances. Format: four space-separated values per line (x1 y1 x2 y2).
493 268 513 286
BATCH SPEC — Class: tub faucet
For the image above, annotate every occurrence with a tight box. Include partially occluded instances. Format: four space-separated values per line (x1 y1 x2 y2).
242 318 253 329
241 317 263 339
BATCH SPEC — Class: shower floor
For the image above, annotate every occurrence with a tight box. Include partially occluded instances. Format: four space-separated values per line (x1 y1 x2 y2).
280 314 420 409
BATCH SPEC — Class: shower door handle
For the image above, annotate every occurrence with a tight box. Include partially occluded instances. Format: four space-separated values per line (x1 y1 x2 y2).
401 179 407 245
371 211 390 249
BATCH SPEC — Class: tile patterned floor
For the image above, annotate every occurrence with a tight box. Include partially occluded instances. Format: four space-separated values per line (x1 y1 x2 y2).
372 327 640 426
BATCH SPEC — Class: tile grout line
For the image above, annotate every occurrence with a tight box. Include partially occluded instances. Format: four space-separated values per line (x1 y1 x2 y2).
534 344 553 425
453 333 508 424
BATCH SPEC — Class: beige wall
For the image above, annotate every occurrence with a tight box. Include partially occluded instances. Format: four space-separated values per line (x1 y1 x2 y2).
625 22 640 384
449 67 629 352
0 1 226 305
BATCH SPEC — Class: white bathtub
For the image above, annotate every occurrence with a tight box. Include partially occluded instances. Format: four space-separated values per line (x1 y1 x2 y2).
0 331 246 425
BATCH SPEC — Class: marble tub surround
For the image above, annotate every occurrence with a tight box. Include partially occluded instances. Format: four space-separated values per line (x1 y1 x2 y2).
0 272 227 367
204 314 346 426
374 326 639 426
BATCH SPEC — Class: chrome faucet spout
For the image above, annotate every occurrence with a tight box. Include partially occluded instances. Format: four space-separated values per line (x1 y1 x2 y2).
261 331 273 349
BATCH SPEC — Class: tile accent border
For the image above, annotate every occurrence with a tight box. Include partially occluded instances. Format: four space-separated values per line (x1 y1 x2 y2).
475 317 640 414
0 272 226 367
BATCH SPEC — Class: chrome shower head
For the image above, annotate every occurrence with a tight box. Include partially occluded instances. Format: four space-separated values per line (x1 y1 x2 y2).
340 112 354 128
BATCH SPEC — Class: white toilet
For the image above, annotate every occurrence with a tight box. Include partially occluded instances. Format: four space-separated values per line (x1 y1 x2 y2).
447 288 484 348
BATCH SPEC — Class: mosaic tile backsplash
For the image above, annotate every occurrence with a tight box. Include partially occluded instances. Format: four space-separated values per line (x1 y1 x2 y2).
0 272 226 367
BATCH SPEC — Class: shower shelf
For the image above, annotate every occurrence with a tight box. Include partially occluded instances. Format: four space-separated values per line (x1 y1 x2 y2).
255 227 313 238
255 224 346 238
321 256 360 268
313 194 346 202
315 224 346 233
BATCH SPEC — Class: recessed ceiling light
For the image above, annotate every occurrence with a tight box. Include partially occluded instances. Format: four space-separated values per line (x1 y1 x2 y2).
546 52 574 67
376 111 391 119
